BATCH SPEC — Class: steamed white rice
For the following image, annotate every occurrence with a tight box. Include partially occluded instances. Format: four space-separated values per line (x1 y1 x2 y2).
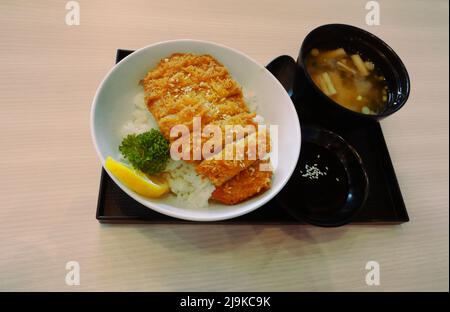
163 159 215 209
120 92 157 137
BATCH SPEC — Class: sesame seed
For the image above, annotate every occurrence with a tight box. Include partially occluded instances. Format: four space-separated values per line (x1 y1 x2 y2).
301 163 325 180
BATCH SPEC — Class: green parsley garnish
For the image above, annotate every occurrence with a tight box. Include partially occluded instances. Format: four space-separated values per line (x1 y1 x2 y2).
119 129 170 175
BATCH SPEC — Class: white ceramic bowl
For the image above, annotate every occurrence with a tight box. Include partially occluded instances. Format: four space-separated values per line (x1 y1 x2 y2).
91 39 301 221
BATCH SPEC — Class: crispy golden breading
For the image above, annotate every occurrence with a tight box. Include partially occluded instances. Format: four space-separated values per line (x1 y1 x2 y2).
211 160 273 205
141 53 273 204
203 112 257 147
142 53 227 82
142 53 245 131
195 131 270 186
187 112 257 163
157 99 248 140
146 80 244 121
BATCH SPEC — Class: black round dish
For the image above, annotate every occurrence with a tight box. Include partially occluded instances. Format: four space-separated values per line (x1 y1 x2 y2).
297 24 410 121
277 127 369 227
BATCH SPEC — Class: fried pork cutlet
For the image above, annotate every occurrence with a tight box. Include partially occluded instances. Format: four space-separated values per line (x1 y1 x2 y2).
141 53 273 205
211 160 273 205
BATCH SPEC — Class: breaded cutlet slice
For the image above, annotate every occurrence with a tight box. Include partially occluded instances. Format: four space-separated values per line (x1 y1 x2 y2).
147 94 201 122
142 53 243 118
185 112 257 163
158 98 248 140
211 160 273 205
145 76 243 121
202 112 257 147
196 130 270 186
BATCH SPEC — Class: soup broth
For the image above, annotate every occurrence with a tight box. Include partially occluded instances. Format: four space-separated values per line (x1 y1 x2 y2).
305 48 389 115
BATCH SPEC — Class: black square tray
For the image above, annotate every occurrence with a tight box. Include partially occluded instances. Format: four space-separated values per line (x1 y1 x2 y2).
96 49 409 224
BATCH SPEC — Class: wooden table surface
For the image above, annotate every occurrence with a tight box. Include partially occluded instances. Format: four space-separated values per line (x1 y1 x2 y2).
0 0 448 291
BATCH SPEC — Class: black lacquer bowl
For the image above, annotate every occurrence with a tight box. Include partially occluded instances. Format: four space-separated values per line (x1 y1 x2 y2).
297 23 411 122
278 127 369 227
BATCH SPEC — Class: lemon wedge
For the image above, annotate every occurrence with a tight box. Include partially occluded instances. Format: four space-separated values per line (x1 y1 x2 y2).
105 156 169 198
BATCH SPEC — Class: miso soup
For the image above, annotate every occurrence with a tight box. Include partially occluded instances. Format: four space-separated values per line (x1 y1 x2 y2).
305 47 389 115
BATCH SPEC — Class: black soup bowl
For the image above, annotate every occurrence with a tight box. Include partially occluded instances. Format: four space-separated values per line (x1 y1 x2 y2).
297 24 411 121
